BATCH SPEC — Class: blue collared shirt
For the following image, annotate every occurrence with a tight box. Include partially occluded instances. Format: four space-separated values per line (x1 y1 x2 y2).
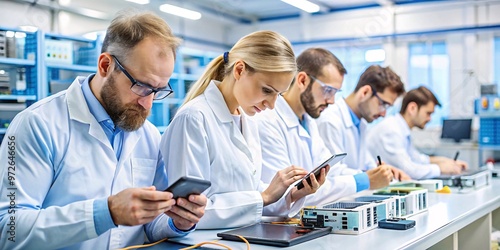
81 74 124 159
347 105 361 130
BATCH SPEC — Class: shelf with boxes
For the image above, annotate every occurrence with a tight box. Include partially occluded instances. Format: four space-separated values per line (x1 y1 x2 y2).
475 96 500 171
149 47 220 132
43 33 99 97
0 27 43 141
0 26 221 140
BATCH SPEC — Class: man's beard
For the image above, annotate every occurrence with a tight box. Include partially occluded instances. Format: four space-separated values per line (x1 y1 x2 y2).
300 85 326 119
100 74 150 131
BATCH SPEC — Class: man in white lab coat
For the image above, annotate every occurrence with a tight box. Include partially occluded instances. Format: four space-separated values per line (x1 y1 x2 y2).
258 48 395 206
316 65 410 180
0 11 206 249
366 86 468 179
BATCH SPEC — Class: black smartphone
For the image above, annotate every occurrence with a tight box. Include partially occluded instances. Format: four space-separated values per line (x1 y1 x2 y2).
378 218 416 230
165 176 211 199
295 152 347 190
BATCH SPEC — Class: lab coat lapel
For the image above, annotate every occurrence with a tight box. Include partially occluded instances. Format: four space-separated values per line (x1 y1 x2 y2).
205 81 254 162
66 77 112 149
276 96 313 156
276 96 310 139
338 98 360 145
118 131 140 164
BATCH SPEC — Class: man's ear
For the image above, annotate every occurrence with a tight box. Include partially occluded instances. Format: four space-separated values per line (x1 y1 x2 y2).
97 53 112 77
358 85 372 102
407 102 418 116
296 71 309 92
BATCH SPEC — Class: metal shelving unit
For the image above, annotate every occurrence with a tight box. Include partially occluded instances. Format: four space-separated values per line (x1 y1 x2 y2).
149 48 219 133
0 27 43 143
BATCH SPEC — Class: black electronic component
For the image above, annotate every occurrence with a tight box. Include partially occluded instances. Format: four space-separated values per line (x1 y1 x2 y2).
378 218 416 230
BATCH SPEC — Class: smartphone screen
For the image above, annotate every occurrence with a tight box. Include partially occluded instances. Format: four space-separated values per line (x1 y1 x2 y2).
165 176 211 199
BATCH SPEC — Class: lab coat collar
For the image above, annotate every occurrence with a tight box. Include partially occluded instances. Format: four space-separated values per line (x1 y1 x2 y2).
67 76 95 124
336 97 355 129
205 80 233 124
275 96 310 138
205 80 255 161
66 76 117 151
395 113 411 137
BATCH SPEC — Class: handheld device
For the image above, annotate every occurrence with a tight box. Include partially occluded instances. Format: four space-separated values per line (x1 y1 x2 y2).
295 153 347 190
165 176 211 199
378 218 416 230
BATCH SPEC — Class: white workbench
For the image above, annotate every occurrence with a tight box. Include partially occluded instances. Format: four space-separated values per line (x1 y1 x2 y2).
148 178 500 250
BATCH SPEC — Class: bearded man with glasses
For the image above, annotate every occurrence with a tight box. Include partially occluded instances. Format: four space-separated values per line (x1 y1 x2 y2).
257 48 402 206
316 64 411 181
0 11 206 249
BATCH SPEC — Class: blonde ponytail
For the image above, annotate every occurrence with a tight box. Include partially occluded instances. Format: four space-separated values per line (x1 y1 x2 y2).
182 30 297 106
183 55 225 105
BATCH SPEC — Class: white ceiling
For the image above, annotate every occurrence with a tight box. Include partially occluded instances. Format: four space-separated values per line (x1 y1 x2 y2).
27 0 453 24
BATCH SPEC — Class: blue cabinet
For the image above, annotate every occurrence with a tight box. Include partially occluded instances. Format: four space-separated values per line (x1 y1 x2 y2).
0 27 42 141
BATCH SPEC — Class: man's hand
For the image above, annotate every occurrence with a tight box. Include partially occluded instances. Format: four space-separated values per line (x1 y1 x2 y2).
366 165 393 189
108 186 176 226
390 166 411 181
438 159 463 175
166 194 207 231
455 160 468 171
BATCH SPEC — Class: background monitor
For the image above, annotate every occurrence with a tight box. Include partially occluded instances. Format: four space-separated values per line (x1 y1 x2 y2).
441 118 472 143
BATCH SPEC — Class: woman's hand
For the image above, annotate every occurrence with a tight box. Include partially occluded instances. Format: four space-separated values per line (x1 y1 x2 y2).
261 165 307 206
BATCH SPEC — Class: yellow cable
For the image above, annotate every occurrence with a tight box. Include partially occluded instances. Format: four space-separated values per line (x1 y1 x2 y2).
118 238 167 250
117 231 253 250
180 235 250 250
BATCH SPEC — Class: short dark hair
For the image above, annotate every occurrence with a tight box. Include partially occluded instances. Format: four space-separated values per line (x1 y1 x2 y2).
354 65 405 95
400 86 441 114
296 48 347 78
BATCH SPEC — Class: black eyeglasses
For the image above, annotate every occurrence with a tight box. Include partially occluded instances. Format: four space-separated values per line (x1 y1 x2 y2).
370 86 392 112
307 74 341 101
111 55 173 100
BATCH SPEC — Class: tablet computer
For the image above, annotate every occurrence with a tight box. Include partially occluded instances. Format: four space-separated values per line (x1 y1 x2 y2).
217 223 332 247
296 152 347 190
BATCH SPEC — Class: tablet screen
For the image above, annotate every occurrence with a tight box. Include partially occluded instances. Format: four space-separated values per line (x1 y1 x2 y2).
296 152 347 189
217 223 332 247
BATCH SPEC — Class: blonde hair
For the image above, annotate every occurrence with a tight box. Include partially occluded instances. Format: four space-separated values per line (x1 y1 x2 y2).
183 30 297 105
102 10 181 64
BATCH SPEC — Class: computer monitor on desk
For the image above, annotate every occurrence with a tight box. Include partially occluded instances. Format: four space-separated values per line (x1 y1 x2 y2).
441 118 472 143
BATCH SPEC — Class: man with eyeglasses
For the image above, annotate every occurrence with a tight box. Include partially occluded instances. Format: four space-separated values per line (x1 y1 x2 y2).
317 65 410 180
0 11 206 249
257 48 397 206
366 86 467 179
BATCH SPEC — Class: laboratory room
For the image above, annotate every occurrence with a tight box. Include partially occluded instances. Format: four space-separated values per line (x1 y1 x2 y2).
2 0 500 249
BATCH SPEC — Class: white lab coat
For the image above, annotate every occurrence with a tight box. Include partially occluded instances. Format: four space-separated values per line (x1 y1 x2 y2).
0 76 176 250
366 114 440 179
160 81 304 229
257 97 360 206
316 97 377 171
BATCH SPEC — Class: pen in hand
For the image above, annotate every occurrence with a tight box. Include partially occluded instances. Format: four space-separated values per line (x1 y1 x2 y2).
453 151 460 161
377 155 382 166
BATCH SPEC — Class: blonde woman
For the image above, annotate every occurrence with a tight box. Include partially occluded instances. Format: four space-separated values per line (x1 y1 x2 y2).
160 31 327 229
